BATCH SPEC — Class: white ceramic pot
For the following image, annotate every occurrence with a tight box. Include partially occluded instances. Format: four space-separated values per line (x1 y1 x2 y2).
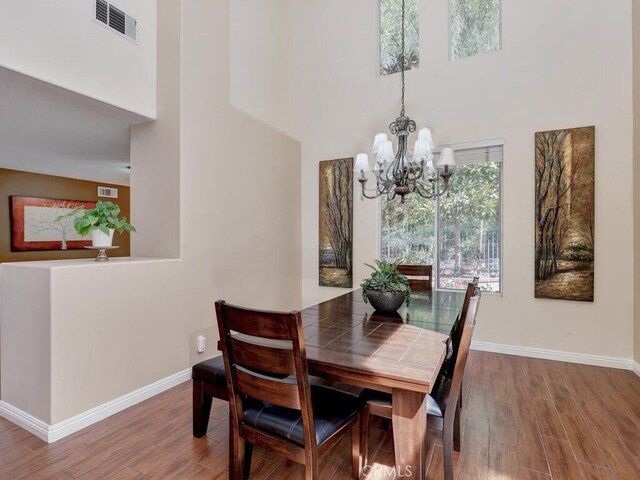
91 229 115 247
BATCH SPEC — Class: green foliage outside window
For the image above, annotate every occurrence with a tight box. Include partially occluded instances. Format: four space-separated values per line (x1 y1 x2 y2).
450 0 501 60
381 162 501 292
381 192 436 264
380 0 419 75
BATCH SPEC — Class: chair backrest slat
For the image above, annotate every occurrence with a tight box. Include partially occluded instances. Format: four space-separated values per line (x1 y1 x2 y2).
229 335 296 376
233 366 301 410
215 300 318 450
223 303 295 340
398 264 432 291
397 264 431 276
407 278 430 291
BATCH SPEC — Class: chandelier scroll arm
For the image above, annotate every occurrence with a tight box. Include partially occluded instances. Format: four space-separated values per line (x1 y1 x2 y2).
357 177 384 200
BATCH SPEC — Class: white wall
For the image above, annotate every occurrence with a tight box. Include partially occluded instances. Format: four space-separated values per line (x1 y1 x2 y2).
177 0 302 339
0 265 51 422
50 260 183 423
1 0 301 428
281 0 634 360
230 0 284 128
130 0 182 258
0 0 156 118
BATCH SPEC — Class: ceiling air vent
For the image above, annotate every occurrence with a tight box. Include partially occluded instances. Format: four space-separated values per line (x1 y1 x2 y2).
108 5 126 34
94 1 137 42
98 186 119 199
96 0 108 24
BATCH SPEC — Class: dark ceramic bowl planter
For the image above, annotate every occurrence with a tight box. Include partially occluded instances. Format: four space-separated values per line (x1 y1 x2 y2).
365 290 406 313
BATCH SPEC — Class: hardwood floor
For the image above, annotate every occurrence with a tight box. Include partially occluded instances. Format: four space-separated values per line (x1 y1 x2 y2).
1 351 639 479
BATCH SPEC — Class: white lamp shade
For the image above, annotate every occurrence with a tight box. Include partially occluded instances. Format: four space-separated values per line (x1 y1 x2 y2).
372 133 388 155
377 140 394 164
418 128 434 148
426 159 435 173
413 139 431 158
438 147 456 167
354 153 370 172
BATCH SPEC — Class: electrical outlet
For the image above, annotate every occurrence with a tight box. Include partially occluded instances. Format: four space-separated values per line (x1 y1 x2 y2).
197 335 206 353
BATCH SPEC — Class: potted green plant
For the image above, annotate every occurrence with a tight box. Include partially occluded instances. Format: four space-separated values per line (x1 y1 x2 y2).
361 259 411 313
73 201 136 247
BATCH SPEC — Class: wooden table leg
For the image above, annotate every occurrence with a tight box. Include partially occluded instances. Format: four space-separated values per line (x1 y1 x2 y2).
392 388 427 480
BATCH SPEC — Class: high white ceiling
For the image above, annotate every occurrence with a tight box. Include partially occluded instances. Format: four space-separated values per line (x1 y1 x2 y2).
0 67 151 186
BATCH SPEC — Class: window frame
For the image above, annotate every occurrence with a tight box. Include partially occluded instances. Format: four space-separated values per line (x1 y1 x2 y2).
378 0 420 76
448 0 503 62
377 139 505 296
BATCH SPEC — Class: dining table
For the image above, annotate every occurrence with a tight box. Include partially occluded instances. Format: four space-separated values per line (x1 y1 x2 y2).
299 288 467 480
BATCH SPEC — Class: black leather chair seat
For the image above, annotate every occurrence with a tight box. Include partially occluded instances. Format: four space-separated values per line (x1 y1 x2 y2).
360 375 452 418
192 355 228 389
243 385 363 445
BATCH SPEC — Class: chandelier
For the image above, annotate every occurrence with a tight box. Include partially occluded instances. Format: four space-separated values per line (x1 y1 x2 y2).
354 0 455 204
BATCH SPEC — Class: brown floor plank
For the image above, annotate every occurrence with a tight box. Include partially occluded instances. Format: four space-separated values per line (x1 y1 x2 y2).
511 385 550 475
466 385 490 431
542 436 582 479
519 467 552 479
40 472 77 480
425 445 444 480
424 445 461 480
495 353 527 388
488 383 517 446
522 367 553 400
362 447 399 479
458 420 489 479
1 352 639 480
578 462 614 480
488 440 518 479
601 401 640 457
558 412 607 467
546 381 579 416
532 397 567 439
577 398 640 478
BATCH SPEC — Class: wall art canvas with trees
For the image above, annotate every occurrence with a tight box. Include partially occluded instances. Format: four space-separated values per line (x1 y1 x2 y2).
319 158 353 288
10 196 95 251
535 126 595 302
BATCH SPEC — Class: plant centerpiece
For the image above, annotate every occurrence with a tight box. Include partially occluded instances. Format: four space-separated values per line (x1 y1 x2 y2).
73 201 136 247
361 259 411 313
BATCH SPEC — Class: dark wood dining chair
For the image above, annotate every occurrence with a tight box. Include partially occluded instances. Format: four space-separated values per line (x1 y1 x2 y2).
397 264 433 291
360 282 481 480
192 355 229 437
215 300 365 480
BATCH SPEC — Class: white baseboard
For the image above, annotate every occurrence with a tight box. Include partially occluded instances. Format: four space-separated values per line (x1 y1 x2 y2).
633 361 640 378
471 340 635 371
0 368 191 443
0 401 51 442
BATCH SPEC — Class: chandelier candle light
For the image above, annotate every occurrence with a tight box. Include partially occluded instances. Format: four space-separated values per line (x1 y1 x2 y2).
354 0 455 203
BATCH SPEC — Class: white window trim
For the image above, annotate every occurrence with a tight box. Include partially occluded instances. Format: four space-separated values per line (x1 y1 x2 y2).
434 138 504 152
377 139 505 296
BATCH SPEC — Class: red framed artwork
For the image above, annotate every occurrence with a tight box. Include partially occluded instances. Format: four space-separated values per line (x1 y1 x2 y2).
10 196 96 252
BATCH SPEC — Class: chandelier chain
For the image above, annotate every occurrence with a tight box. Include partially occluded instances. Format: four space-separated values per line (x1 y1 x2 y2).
400 0 406 117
